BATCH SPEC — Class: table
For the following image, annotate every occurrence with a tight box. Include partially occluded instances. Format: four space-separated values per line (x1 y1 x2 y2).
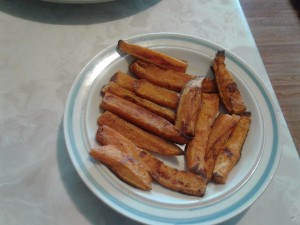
0 0 299 224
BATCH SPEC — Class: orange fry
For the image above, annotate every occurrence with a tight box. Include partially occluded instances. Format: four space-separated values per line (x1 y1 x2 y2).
118 40 188 72
96 125 207 196
130 60 217 93
204 114 241 182
213 113 251 184
111 71 136 92
90 145 152 191
185 93 219 177
101 92 191 144
134 79 179 109
212 51 246 114
97 111 183 156
175 77 205 136
102 82 176 122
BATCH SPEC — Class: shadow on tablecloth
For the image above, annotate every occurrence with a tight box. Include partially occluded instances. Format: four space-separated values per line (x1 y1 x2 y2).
0 0 160 25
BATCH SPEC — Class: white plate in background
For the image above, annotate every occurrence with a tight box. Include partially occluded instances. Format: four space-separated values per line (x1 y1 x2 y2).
42 0 113 4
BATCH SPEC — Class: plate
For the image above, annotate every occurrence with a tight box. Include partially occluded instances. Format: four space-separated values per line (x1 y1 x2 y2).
42 0 113 4
63 33 281 225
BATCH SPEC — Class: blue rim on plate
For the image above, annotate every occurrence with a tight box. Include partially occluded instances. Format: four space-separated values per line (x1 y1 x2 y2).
63 33 281 225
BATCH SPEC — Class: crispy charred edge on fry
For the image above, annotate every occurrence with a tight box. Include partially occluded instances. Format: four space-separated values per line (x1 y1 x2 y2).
215 50 225 62
240 111 252 117
210 50 225 75
190 163 207 179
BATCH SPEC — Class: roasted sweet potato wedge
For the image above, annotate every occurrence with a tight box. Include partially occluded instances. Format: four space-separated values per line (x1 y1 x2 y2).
149 158 207 197
101 92 191 144
185 93 219 177
102 82 176 122
134 79 179 109
130 60 217 93
203 78 218 93
204 114 240 182
130 60 193 91
212 51 246 114
90 145 152 191
213 113 251 184
118 40 188 72
97 111 183 156
96 125 207 196
111 71 136 92
175 76 205 136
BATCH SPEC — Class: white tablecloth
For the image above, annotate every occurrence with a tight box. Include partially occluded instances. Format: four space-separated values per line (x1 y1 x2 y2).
0 0 299 224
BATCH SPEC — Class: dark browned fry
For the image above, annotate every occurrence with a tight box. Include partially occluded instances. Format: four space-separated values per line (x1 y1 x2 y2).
97 111 183 155
118 40 188 72
149 159 207 197
212 51 246 114
101 92 191 144
185 94 219 177
134 79 179 109
102 82 176 122
213 113 251 184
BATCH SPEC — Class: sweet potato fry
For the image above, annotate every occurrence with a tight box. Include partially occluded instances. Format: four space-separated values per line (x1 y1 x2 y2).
96 125 206 196
90 145 152 191
204 114 241 182
111 71 136 92
118 40 188 72
185 93 219 177
150 159 207 197
101 92 191 144
134 79 179 109
212 51 246 114
97 111 183 156
205 131 233 181
130 60 217 93
102 82 176 122
213 113 251 184
130 60 193 91
175 76 205 136
203 78 218 93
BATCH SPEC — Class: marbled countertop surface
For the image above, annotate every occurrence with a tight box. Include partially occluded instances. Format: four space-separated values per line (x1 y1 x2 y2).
0 0 299 224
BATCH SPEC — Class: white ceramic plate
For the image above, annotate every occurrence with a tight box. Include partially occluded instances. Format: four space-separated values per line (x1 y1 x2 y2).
64 33 281 225
42 0 113 4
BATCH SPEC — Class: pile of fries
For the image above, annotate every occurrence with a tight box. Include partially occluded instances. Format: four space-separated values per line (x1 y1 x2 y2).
89 40 251 197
